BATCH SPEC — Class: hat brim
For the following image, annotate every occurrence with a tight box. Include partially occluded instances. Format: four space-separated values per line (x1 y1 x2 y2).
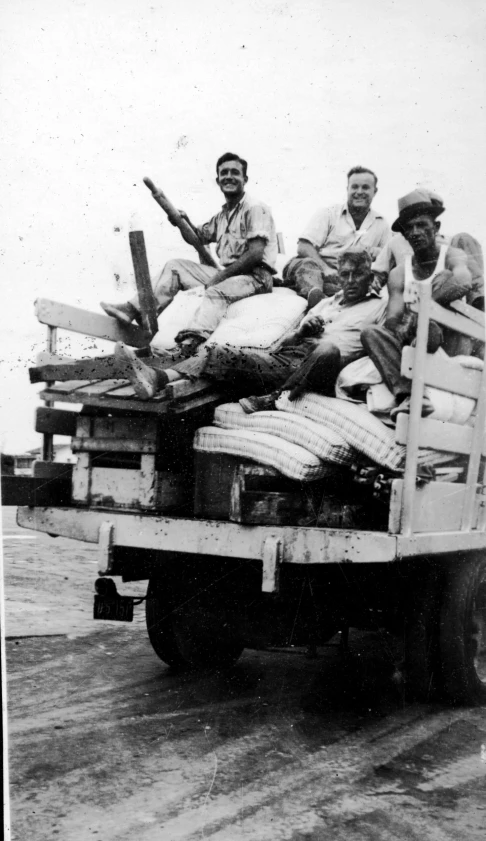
391 203 444 233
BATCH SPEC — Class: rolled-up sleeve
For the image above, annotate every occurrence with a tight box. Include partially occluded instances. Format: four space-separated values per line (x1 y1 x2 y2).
198 214 218 244
299 208 331 248
243 203 273 242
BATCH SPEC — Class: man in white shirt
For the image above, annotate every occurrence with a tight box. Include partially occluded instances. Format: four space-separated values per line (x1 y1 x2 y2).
198 248 387 413
101 152 278 357
282 166 391 299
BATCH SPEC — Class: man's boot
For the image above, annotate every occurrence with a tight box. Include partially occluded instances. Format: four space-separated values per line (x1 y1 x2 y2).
100 301 143 327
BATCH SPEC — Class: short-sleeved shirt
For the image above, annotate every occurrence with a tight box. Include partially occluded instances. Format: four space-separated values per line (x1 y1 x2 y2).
300 203 391 276
198 193 278 271
299 287 388 361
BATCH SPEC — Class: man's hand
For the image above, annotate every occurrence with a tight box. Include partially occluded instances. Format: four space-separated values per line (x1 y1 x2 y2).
298 314 325 338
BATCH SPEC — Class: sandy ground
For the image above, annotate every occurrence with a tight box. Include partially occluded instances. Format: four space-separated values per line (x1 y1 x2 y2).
3 505 486 840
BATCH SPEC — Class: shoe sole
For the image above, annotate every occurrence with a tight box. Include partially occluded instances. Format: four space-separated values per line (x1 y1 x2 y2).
114 343 156 400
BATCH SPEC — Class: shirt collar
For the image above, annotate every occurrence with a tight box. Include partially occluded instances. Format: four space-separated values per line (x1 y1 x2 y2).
333 286 383 304
342 203 383 220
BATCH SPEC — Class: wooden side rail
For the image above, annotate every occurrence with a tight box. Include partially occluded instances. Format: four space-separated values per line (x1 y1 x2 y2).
35 299 150 348
394 284 485 537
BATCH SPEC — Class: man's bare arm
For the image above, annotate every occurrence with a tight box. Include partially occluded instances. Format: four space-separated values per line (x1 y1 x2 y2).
296 239 329 272
432 246 473 305
384 266 406 332
205 237 267 287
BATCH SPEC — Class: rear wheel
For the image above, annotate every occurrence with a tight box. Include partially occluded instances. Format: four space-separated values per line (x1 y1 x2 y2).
439 556 486 705
403 567 443 701
146 561 245 671
145 576 188 669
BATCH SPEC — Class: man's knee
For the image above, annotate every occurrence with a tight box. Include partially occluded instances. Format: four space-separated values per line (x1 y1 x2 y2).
361 324 384 353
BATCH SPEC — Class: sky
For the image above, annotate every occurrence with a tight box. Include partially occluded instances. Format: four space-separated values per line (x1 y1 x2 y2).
1 0 485 452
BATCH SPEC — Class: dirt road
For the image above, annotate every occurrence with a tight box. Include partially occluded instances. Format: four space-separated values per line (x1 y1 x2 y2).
3 507 486 840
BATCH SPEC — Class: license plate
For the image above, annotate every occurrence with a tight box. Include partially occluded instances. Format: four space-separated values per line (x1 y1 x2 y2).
93 595 134 622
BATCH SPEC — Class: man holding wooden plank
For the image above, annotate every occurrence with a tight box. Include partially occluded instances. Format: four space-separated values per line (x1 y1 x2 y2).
361 190 473 420
101 152 278 356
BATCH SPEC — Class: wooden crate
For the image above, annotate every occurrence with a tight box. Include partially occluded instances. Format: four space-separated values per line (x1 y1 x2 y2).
194 452 361 527
71 416 188 511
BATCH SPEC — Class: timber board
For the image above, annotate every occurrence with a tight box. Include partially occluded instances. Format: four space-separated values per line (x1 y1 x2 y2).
40 380 220 415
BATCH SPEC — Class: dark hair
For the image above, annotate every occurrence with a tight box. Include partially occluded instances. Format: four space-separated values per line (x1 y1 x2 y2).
338 247 372 273
216 152 248 178
347 166 378 188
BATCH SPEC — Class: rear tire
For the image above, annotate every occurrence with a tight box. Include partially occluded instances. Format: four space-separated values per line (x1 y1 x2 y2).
145 576 188 669
439 556 486 705
404 567 443 701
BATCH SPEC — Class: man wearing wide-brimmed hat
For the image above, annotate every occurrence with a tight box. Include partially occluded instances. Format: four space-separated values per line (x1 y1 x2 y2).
361 189 473 420
372 189 484 310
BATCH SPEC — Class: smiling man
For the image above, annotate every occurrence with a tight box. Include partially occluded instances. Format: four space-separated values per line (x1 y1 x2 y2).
282 166 391 299
101 152 277 356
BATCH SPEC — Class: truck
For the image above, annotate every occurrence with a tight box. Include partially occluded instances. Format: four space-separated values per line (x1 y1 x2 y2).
3 234 485 706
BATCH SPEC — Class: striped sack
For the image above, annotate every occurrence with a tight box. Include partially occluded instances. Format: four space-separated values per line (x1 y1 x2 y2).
275 392 407 471
193 426 328 482
213 403 354 466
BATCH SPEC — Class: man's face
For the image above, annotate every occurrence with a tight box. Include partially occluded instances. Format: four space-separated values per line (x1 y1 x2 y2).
216 159 247 201
347 172 377 213
402 213 438 252
339 260 371 303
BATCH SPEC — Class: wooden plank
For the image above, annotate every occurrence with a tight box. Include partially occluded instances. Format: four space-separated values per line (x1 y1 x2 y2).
388 478 402 534
76 415 158 440
401 282 432 537
72 453 91 503
71 437 157 454
129 231 158 338
35 407 78 436
47 380 93 394
33 462 73 481
41 387 172 414
451 299 485 326
461 363 486 530
72 379 131 396
35 298 151 348
1 475 71 507
90 467 142 508
395 413 485 456
139 455 157 507
40 384 221 415
400 346 482 399
30 355 126 384
415 299 486 341
390 479 476 533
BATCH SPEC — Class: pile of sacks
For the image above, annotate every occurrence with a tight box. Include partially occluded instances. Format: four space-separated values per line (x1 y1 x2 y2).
168 286 481 481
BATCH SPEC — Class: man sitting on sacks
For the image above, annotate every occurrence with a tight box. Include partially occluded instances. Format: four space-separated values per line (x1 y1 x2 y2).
116 247 387 406
282 166 391 299
361 190 473 421
100 152 278 357
372 189 484 311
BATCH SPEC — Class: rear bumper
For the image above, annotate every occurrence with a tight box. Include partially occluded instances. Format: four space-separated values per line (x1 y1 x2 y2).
16 506 486 566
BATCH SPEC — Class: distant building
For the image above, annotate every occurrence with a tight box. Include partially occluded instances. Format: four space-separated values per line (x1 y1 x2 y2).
1 443 76 476
28 443 76 466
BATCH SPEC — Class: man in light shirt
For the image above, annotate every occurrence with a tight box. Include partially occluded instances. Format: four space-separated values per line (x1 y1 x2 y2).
101 152 278 357
282 166 391 299
198 247 387 413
